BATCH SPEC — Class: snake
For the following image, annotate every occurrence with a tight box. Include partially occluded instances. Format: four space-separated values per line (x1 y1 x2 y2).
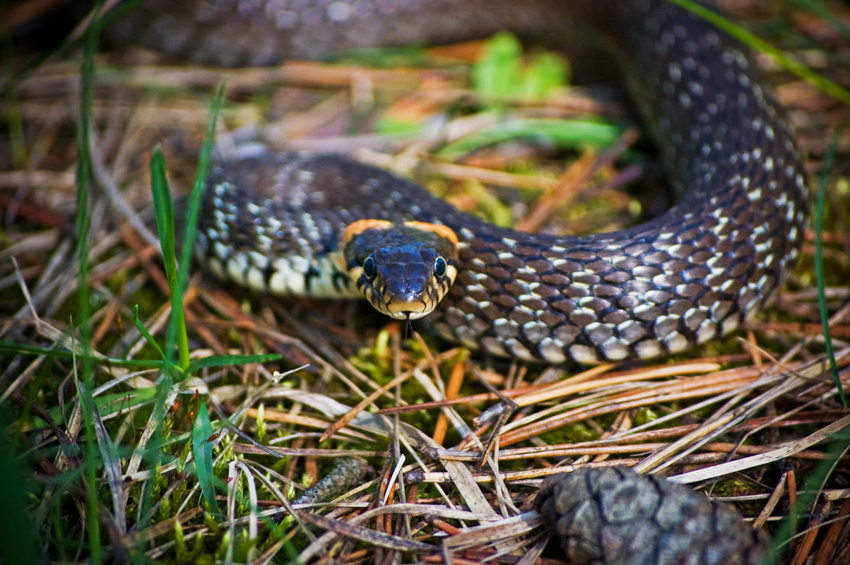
113 1 808 367
107 1 804 560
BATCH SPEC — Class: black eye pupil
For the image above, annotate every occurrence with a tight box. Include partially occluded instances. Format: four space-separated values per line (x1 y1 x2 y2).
434 256 447 278
363 256 376 279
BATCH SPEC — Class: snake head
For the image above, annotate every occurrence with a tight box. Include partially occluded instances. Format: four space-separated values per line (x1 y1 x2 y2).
341 220 459 320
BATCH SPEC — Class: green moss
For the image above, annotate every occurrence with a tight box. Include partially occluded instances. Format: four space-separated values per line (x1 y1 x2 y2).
538 422 599 446
634 407 659 426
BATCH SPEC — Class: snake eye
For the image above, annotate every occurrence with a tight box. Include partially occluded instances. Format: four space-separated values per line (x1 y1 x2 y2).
434 256 448 278
363 256 377 280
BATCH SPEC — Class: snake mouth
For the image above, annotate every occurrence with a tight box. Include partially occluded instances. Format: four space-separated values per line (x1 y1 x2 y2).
360 286 436 320
383 293 433 320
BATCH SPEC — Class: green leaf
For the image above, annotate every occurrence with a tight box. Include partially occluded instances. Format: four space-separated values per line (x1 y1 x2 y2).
193 403 218 515
472 32 568 102
473 32 523 99
522 52 569 100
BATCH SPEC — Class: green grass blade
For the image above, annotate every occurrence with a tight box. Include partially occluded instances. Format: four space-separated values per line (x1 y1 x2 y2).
150 147 178 282
666 0 850 107
71 345 100 564
149 146 189 373
815 127 844 405
180 82 226 300
136 82 229 536
133 304 166 362
73 378 127 533
75 5 102 561
134 373 175 533
193 403 219 514
185 353 284 375
163 82 226 376
0 340 162 369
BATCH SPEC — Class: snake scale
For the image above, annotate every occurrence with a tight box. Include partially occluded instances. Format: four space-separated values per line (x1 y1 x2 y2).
115 0 809 366
109 0 806 562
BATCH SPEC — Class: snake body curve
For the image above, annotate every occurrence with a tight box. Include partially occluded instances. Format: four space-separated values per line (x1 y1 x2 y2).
116 0 809 365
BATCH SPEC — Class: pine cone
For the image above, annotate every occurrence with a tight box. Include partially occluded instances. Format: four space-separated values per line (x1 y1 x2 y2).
535 466 769 565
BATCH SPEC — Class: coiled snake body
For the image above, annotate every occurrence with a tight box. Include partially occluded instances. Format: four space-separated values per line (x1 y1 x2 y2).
116 0 811 365
113 0 804 561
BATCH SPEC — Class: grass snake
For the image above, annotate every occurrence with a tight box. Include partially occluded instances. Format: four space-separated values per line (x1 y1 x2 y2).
113 0 809 365
110 0 813 365
109 2 807 560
